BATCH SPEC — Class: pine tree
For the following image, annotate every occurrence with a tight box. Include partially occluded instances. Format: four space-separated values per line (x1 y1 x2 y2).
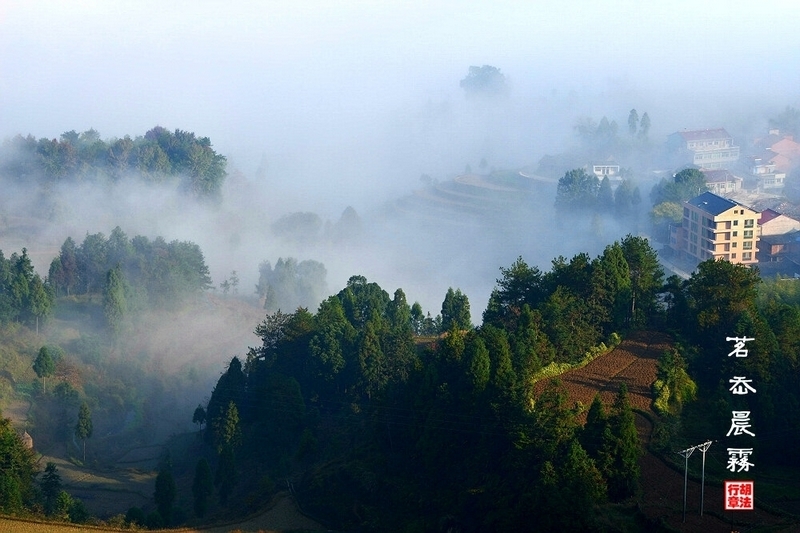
581 394 608 458
102 265 127 336
192 458 213 517
75 402 93 462
154 468 177 524
604 384 640 500
32 346 55 394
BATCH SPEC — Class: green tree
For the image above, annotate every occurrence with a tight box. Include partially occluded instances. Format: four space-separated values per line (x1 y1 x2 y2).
620 234 663 326
441 287 471 332
154 468 177 525
463 335 490 395
0 415 37 514
686 259 761 384
192 458 213 518
32 346 56 394
602 384 640 500
653 348 697 414
581 394 608 458
215 447 236 506
627 109 639 136
589 242 631 333
483 256 545 328
192 404 206 432
205 357 246 445
410 302 425 335
217 400 242 453
555 168 599 210
39 462 62 515
27 274 52 334
75 402 93 462
651 168 707 205
598 176 614 211
650 201 683 241
102 265 127 336
638 112 651 139
613 179 639 218
459 65 508 98
358 317 387 401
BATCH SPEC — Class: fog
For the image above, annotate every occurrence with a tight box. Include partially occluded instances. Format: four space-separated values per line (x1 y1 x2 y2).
1 1 800 426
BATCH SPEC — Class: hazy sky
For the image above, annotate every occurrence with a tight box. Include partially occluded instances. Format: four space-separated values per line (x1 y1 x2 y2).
2 0 799 325
2 2 798 202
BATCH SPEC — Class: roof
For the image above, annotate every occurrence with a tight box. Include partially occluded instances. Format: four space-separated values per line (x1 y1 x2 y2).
675 128 732 142
760 208 782 225
686 191 741 216
702 169 740 183
749 150 779 165
760 230 800 245
768 137 800 156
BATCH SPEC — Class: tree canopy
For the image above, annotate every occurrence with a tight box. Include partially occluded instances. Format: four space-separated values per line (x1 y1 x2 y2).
459 65 508 98
0 127 227 200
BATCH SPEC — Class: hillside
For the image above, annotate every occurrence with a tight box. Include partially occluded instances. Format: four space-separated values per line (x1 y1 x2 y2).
535 331 794 532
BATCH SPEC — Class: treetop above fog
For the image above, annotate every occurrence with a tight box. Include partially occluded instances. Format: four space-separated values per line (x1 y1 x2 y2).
0 126 227 201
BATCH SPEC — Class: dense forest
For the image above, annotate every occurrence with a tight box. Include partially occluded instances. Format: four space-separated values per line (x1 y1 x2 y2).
0 222 799 530
0 127 227 200
184 235 800 531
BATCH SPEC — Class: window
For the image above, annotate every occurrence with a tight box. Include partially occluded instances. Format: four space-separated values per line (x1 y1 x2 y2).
733 231 738 237
732 242 737 248
743 241 752 250
743 252 752 261
744 230 753 238
692 211 699 222
744 219 754 228
732 253 737 258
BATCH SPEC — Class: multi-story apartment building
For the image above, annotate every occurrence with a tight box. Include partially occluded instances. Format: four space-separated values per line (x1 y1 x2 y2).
671 191 759 265
668 128 740 170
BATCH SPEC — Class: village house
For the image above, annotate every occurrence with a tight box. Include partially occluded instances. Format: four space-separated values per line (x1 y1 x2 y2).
702 169 742 195
668 128 740 170
757 208 800 264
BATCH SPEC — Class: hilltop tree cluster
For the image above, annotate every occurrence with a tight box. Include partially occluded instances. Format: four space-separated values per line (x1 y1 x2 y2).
0 248 54 329
0 127 227 200
48 227 212 312
256 257 328 312
555 168 642 219
194 235 662 530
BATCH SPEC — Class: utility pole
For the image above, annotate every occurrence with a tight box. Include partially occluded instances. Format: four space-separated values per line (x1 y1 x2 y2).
677 440 713 522
677 446 695 523
698 440 713 516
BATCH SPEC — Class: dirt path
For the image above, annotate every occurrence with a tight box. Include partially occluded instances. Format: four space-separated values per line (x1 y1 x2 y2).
535 331 796 532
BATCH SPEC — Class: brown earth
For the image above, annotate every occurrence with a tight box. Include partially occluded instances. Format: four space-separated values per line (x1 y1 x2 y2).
534 331 798 533
0 492 322 532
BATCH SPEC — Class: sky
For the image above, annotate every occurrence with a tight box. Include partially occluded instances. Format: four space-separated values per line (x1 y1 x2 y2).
2 2 798 201
1 0 800 318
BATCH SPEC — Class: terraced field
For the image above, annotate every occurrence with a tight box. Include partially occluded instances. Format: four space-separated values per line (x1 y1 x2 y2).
535 331 795 533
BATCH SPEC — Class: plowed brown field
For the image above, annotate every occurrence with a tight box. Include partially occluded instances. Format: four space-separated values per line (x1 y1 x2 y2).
534 331 796 533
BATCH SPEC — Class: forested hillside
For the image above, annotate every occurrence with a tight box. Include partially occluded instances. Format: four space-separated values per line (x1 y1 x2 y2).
1 223 799 530
188 235 800 532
